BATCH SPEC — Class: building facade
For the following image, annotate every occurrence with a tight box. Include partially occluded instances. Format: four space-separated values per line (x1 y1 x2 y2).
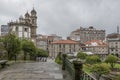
36 34 48 50
107 33 120 57
36 34 62 52
0 25 9 36
8 8 37 43
82 40 108 55
49 40 81 58
69 26 105 43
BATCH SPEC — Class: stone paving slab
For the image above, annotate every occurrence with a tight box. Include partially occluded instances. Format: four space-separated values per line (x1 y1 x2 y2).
0 58 71 80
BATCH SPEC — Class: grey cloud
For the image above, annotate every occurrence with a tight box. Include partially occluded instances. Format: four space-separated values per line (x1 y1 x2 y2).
0 0 120 38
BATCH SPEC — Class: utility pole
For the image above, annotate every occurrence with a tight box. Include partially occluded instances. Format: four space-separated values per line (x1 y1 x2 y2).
117 25 119 34
79 27 81 42
79 27 81 51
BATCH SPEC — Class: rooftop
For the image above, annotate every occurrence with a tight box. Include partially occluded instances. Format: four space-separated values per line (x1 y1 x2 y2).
107 33 120 38
52 40 79 44
84 40 107 46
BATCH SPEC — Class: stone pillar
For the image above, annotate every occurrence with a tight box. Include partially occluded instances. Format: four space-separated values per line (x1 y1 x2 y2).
73 60 83 80
62 54 67 70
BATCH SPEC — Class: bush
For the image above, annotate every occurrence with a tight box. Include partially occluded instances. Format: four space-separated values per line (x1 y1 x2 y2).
77 51 87 59
55 53 62 64
36 48 49 57
105 54 119 69
86 55 101 64
91 63 110 80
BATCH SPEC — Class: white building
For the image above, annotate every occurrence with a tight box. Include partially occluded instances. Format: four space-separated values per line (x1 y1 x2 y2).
107 33 120 57
36 34 62 52
69 26 105 43
82 40 108 55
36 34 48 50
8 8 37 43
49 40 81 58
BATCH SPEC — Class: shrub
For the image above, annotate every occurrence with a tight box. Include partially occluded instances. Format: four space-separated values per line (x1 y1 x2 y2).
55 53 62 64
91 63 110 80
77 51 87 59
36 48 49 57
105 54 119 69
86 55 101 64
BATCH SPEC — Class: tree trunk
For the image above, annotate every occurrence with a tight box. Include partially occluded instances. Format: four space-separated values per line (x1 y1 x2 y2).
24 52 27 61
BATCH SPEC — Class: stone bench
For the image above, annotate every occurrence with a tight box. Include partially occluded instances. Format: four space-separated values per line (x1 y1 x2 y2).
0 60 8 68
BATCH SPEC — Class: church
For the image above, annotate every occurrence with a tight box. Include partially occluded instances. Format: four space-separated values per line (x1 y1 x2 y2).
8 8 37 43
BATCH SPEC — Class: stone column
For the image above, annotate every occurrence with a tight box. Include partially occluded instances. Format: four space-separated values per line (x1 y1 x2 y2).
73 60 83 80
62 54 67 70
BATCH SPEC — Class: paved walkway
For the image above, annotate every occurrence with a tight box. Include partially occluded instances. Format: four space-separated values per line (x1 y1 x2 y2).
0 58 71 80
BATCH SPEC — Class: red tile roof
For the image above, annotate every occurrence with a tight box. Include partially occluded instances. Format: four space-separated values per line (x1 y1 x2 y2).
85 40 107 46
52 40 79 44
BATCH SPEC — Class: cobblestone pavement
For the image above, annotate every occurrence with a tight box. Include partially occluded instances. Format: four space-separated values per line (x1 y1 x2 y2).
0 58 71 80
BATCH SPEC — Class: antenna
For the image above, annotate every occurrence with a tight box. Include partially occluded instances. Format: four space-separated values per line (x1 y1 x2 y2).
33 4 34 9
117 25 119 34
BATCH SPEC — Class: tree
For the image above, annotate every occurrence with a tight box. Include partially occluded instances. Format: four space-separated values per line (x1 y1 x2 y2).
85 55 101 64
0 40 7 59
2 33 21 60
22 39 36 60
55 52 62 64
77 51 87 59
12 36 22 61
36 48 49 57
91 63 110 80
105 54 119 69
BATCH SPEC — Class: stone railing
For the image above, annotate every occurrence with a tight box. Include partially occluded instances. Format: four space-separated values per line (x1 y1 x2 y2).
62 54 96 80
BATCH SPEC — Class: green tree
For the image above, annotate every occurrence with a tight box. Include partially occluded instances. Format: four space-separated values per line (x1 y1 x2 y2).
91 63 110 80
77 51 87 59
105 54 119 69
86 55 101 64
22 39 36 60
0 40 7 59
12 36 22 61
55 53 62 64
36 48 49 57
2 33 21 60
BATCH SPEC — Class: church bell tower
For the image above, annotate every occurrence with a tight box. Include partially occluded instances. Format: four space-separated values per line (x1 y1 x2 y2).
30 8 37 38
29 8 37 45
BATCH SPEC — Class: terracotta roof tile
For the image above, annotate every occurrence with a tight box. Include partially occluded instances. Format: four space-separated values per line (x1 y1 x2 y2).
85 40 107 46
52 40 79 44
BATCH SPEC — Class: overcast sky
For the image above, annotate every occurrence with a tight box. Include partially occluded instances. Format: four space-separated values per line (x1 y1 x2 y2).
0 0 120 38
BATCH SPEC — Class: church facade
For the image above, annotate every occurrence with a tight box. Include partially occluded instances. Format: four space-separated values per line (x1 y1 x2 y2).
8 8 37 43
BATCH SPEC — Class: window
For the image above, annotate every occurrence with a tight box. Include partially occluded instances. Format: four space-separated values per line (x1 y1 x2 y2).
24 28 28 32
16 27 18 31
59 44 61 48
111 48 114 51
63 44 65 48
